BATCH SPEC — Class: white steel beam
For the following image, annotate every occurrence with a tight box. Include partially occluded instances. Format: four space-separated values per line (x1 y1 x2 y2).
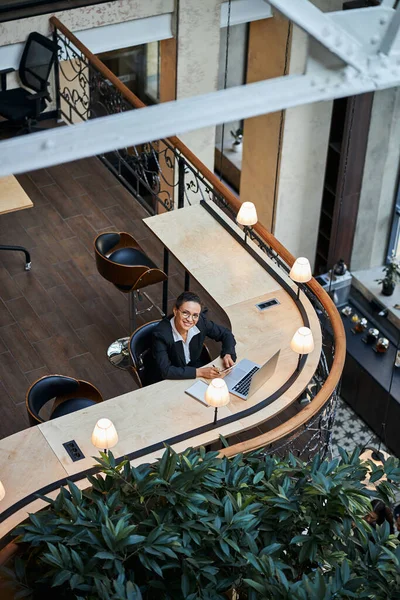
1 0 400 176
380 5 400 54
267 0 367 72
0 67 393 177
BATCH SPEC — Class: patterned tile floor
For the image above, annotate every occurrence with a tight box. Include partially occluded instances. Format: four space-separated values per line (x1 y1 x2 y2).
331 397 389 457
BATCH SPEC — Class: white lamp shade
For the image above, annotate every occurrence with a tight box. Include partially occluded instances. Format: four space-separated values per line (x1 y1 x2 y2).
237 202 258 226
289 257 312 283
91 418 119 450
0 480 5 502
290 327 314 355
205 379 230 408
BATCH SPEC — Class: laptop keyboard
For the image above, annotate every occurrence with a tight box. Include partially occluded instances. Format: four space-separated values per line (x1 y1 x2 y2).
232 366 260 396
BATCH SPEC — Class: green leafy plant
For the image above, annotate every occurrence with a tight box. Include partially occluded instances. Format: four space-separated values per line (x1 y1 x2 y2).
2 446 400 599
230 128 243 145
375 251 400 288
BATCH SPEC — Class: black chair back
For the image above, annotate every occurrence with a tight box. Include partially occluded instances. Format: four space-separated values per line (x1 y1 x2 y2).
27 375 79 424
19 32 58 94
129 320 161 387
95 232 121 257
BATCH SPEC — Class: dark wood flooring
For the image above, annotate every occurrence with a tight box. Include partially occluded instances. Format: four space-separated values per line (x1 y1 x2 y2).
0 156 235 439
0 156 302 447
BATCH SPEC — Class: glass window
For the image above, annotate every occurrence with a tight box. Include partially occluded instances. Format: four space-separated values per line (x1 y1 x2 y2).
97 41 160 106
387 171 400 262
145 41 160 104
215 23 248 190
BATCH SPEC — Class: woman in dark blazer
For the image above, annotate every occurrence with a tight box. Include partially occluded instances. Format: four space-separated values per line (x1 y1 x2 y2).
152 291 236 381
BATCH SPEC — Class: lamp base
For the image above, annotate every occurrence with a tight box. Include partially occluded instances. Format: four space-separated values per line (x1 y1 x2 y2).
213 407 218 424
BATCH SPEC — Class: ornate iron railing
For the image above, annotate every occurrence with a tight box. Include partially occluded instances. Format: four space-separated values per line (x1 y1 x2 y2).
51 16 345 462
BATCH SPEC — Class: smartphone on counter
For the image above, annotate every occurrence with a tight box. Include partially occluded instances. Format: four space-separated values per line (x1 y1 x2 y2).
220 363 237 374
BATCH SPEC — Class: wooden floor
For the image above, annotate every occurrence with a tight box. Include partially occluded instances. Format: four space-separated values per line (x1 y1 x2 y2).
0 156 234 439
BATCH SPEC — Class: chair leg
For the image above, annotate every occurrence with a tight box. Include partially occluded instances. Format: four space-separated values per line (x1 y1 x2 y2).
134 290 165 320
129 290 137 334
0 245 31 270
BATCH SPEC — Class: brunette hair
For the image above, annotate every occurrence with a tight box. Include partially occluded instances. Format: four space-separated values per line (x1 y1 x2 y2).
175 292 202 310
371 500 394 534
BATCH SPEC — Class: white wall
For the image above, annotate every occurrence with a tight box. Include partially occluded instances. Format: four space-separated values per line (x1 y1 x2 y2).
273 0 342 268
351 87 400 270
0 0 173 46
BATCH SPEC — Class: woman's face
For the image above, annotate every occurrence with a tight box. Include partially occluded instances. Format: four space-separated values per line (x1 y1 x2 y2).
366 511 378 527
173 301 201 333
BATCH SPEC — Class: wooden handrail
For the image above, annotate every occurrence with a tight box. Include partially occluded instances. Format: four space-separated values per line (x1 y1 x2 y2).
50 16 346 454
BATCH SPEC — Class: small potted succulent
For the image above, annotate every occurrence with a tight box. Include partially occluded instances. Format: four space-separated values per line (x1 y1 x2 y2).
230 127 243 152
376 251 400 296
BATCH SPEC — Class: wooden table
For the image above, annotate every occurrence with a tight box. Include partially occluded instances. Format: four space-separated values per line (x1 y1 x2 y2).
0 176 33 214
0 176 33 270
0 202 321 541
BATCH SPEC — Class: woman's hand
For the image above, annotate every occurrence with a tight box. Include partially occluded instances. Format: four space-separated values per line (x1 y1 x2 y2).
196 366 221 379
222 354 235 369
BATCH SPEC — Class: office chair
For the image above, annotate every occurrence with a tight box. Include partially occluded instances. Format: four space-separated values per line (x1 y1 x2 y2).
129 320 212 388
94 232 167 369
0 244 31 270
26 374 104 426
0 32 58 134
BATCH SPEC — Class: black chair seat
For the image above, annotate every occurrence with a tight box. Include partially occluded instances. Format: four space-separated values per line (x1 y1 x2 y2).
51 397 97 420
109 247 156 269
0 87 45 121
109 248 158 291
94 231 167 298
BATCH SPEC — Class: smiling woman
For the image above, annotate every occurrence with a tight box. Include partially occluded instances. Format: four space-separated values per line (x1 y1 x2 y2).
152 291 237 381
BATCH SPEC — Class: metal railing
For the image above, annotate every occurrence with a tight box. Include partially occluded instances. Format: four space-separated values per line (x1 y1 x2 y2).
51 16 346 461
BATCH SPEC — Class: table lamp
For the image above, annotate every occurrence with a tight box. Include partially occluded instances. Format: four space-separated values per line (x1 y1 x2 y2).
91 418 118 454
205 379 230 424
289 257 312 299
290 327 314 371
236 201 258 244
0 480 5 502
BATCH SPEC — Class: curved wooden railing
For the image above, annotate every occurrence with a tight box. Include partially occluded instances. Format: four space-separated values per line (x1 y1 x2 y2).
50 16 346 455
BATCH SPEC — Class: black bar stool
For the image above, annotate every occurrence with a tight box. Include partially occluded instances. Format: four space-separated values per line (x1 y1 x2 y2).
26 375 103 425
94 231 167 369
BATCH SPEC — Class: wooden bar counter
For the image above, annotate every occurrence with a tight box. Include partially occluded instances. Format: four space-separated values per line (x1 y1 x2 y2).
0 203 321 541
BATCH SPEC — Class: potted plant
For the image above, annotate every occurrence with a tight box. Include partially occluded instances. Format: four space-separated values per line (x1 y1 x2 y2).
2 446 400 599
230 128 243 153
376 251 400 296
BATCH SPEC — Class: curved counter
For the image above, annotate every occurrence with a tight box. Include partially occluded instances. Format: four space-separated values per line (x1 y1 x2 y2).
0 202 321 542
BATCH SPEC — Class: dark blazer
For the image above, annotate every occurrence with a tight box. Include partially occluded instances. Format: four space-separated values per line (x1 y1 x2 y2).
152 314 236 380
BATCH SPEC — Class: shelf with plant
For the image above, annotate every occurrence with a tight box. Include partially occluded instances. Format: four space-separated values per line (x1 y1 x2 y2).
375 252 400 296
2 445 400 599
230 128 243 153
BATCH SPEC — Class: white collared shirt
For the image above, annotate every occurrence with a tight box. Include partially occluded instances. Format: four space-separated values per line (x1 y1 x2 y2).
170 317 200 364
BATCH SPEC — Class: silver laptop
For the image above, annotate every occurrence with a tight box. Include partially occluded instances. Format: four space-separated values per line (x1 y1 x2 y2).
223 350 280 400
